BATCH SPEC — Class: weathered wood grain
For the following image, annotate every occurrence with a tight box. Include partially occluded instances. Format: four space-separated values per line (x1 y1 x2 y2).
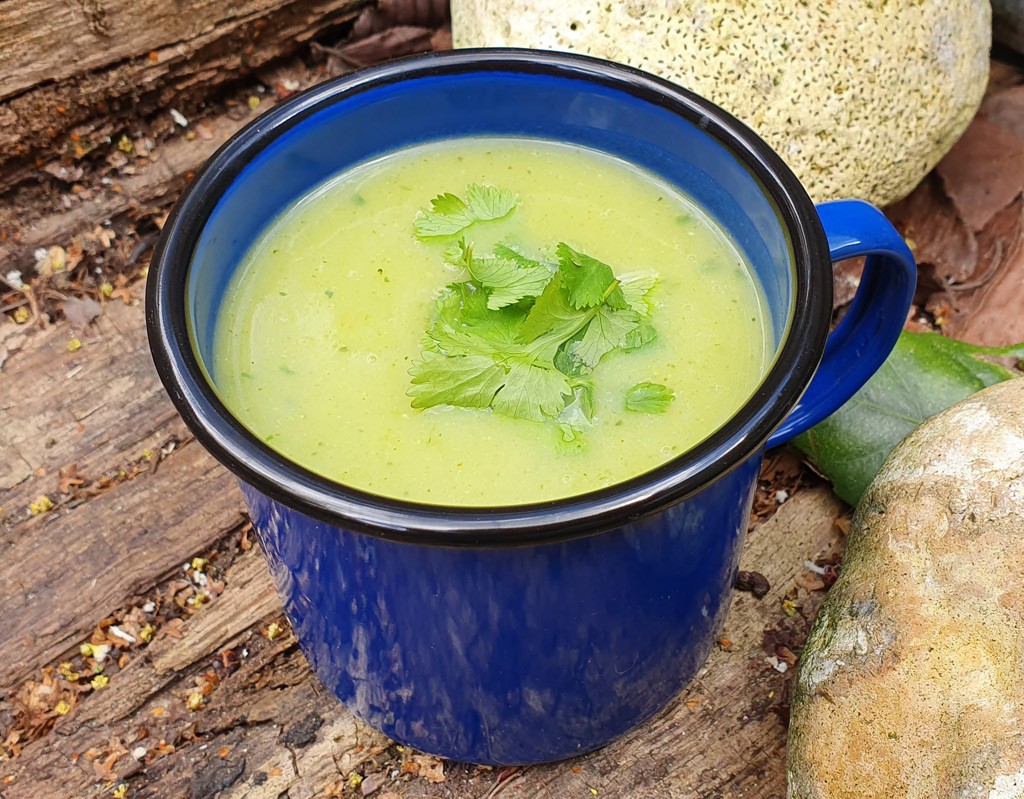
0 293 845 799
0 301 247 693
0 0 367 187
0 91 272 273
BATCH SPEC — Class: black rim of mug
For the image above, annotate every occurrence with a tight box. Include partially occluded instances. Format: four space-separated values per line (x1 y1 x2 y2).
146 48 832 548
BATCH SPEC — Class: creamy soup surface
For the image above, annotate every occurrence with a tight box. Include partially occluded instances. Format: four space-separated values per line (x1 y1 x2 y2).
211 137 771 506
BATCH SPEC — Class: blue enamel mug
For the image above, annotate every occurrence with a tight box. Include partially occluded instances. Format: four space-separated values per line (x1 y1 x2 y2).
147 49 915 765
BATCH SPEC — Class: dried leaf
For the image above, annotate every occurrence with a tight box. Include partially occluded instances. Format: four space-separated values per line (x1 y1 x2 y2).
936 118 1024 232
59 465 86 493
157 618 184 640
431 27 453 51
980 84 1024 139
889 175 979 285
793 571 826 592
93 751 120 781
412 754 445 783
887 77 1024 349
942 199 1024 345
339 26 435 65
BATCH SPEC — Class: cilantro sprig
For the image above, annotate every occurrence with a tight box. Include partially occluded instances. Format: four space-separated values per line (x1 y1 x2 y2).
414 184 518 239
408 184 672 435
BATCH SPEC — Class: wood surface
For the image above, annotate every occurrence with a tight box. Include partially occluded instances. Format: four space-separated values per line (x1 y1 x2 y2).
0 294 846 797
0 27 849 788
0 0 368 190
4 20 1015 799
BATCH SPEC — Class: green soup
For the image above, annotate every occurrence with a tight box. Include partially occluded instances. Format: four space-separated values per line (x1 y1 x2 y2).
211 138 771 506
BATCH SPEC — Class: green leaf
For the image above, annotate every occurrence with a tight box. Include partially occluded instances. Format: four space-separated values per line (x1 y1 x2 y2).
557 380 596 429
556 243 623 309
623 322 657 351
467 252 554 310
517 275 594 360
427 282 525 355
556 382 597 442
491 361 572 421
442 238 471 267
619 274 659 318
408 351 506 409
794 332 1024 506
465 184 518 221
572 305 641 369
493 243 546 268
409 216 666 433
625 382 675 413
414 185 518 239
414 193 476 238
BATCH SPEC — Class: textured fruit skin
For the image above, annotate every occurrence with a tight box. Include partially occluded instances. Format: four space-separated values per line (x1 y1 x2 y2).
787 379 1024 799
452 0 991 206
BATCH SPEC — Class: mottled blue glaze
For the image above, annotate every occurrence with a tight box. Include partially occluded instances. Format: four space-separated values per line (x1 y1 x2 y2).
147 51 916 767
242 458 759 764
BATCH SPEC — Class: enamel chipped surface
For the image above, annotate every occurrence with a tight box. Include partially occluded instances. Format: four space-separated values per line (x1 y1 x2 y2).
452 0 991 206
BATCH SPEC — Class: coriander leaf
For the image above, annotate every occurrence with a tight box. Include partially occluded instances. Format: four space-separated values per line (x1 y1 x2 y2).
408 351 506 410
465 184 518 221
625 382 675 413
557 381 596 429
468 253 554 310
427 282 525 354
572 305 641 369
553 333 587 377
518 275 595 361
491 360 572 421
493 243 548 269
619 274 659 318
414 193 476 237
623 322 657 351
558 423 583 443
794 332 1024 505
414 185 518 239
556 244 623 309
443 238 471 267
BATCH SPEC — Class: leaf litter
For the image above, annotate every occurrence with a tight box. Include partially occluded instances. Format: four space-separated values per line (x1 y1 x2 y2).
888 63 1024 345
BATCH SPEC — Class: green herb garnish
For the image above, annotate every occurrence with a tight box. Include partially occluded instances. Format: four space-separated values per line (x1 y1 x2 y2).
408 184 671 435
446 239 554 309
414 184 518 239
625 382 675 413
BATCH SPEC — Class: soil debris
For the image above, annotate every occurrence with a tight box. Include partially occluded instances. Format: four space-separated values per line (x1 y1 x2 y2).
734 571 771 599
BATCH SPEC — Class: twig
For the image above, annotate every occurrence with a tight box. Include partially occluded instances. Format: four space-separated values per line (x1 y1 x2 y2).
0 297 28 313
481 767 527 799
309 41 364 69
945 239 1004 292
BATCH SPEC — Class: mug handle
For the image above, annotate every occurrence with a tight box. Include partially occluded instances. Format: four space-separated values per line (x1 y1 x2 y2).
766 199 917 448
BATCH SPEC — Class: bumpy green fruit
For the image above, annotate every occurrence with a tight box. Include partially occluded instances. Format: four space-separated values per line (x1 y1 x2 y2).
452 0 990 206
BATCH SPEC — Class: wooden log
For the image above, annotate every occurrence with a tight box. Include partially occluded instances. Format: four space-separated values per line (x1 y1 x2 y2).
0 290 846 799
0 24 848 793
0 0 368 190
0 89 273 272
0 302 248 693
